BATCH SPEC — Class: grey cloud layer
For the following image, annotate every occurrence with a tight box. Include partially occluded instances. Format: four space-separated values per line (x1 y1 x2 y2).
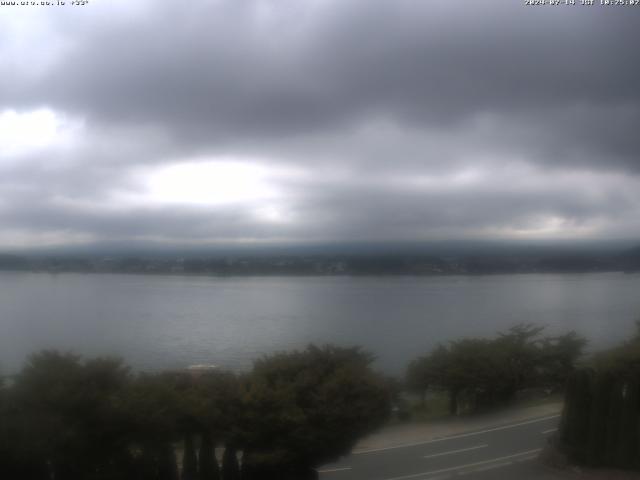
1 0 640 246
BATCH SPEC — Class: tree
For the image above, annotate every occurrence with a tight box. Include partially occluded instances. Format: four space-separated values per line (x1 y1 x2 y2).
157 442 180 480
406 345 449 407
480 322 562 404
221 445 240 480
198 432 220 480
539 331 587 391
123 372 188 480
182 435 197 480
558 323 640 472
593 320 640 375
406 324 587 415
184 370 242 447
8 351 134 480
238 345 391 478
560 369 593 463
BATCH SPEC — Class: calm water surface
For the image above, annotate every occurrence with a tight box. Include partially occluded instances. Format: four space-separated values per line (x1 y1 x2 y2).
1 272 639 375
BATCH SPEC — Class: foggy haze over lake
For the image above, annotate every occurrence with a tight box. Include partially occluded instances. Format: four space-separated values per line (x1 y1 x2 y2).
2 271 639 376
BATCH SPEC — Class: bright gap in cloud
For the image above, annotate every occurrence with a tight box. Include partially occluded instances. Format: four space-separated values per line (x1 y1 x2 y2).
137 160 281 207
491 215 601 239
0 108 80 158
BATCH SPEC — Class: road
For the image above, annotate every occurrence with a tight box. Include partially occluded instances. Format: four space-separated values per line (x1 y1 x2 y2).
318 414 563 480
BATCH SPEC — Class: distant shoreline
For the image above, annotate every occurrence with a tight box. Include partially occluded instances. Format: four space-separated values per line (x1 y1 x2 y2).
1 267 638 277
2 248 640 277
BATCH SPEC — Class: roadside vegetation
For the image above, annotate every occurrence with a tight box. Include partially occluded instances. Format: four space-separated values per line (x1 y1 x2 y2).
0 345 391 480
558 322 640 472
3 322 637 478
405 324 586 417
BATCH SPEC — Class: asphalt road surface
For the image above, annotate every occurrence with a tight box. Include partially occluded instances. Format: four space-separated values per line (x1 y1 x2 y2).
318 414 562 480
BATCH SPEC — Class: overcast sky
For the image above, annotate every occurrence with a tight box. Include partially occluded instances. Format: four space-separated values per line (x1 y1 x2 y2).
1 0 639 250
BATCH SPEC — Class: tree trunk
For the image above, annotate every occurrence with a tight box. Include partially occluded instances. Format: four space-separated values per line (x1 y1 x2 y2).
182 435 198 480
158 443 180 480
222 445 240 480
198 432 220 480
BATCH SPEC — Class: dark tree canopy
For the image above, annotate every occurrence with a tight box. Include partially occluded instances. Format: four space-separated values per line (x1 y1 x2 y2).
239 345 391 475
559 324 640 472
0 345 391 480
406 324 586 414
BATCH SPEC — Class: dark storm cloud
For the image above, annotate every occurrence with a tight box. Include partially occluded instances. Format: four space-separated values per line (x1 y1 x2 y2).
0 202 259 241
282 168 640 239
2 0 640 246
11 0 636 169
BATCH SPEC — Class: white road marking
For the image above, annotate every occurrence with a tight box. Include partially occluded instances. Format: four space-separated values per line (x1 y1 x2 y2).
458 461 512 474
541 428 557 434
354 414 560 455
515 454 540 462
381 448 542 480
423 444 488 459
317 467 352 473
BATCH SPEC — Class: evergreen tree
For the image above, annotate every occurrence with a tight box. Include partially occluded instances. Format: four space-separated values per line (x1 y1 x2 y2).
586 371 614 466
239 345 390 475
560 369 592 462
615 378 639 469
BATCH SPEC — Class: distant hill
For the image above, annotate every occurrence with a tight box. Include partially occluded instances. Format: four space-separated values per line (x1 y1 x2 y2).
0 254 29 271
619 245 640 272
1 241 639 276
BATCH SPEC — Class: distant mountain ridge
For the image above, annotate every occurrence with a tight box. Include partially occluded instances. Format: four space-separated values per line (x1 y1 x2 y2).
1 243 640 275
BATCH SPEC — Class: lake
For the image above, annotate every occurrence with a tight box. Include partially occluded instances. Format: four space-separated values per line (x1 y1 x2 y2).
1 271 639 376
